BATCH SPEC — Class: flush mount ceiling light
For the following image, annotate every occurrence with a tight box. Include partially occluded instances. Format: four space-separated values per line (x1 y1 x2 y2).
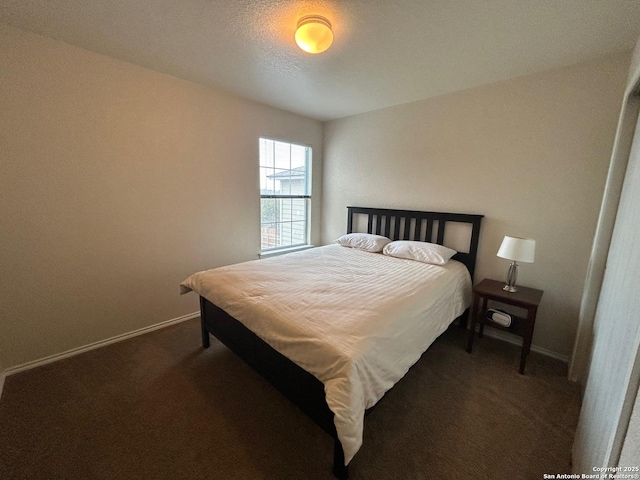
295 15 333 54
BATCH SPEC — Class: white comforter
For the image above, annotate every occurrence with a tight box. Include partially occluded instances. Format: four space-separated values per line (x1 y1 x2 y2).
180 244 471 464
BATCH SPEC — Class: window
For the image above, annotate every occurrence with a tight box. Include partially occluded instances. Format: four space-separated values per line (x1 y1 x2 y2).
259 138 312 252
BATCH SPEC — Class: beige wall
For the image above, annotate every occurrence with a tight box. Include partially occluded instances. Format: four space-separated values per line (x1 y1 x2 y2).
0 24 323 369
322 53 630 359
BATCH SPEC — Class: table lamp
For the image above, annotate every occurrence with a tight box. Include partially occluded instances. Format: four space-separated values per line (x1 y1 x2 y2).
497 236 536 292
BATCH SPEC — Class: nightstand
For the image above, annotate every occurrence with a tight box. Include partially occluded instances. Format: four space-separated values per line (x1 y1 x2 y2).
466 278 544 374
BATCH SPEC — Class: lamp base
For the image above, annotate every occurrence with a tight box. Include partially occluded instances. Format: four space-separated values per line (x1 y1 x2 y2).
503 261 519 293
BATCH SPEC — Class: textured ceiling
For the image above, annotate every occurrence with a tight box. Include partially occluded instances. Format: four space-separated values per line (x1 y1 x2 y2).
1 0 640 121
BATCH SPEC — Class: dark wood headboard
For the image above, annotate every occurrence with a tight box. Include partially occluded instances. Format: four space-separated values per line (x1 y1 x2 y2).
347 206 484 280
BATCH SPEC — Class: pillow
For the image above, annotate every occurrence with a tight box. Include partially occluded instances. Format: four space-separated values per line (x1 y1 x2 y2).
382 240 457 265
335 233 392 252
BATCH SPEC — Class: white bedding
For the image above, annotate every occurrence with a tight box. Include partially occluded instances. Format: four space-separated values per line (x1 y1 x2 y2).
180 244 471 464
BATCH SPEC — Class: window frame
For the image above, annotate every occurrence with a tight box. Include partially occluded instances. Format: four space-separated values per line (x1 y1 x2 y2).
259 137 312 254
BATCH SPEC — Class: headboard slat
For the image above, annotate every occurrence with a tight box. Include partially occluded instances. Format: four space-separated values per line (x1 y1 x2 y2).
393 216 401 240
384 216 391 238
436 220 446 244
426 219 434 243
374 215 382 235
413 218 421 241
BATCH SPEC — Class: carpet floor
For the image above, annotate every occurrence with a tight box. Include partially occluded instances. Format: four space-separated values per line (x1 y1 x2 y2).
0 319 581 479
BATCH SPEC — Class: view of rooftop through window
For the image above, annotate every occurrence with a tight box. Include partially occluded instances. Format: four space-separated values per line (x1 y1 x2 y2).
259 138 311 252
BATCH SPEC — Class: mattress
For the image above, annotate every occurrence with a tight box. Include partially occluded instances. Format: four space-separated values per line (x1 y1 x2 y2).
180 244 472 464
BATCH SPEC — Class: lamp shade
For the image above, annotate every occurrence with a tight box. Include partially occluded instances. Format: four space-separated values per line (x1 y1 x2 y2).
497 236 536 263
295 15 333 54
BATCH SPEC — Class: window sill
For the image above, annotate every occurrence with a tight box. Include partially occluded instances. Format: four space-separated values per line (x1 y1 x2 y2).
259 245 314 259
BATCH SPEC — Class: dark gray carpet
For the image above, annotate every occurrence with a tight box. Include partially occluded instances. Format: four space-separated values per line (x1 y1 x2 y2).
0 319 580 479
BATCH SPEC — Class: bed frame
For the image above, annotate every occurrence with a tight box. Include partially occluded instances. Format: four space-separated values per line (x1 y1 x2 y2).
199 206 483 479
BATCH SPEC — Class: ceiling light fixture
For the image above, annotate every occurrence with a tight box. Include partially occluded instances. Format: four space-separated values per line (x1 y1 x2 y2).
295 15 333 54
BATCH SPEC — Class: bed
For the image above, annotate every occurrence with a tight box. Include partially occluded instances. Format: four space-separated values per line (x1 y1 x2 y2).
181 206 483 479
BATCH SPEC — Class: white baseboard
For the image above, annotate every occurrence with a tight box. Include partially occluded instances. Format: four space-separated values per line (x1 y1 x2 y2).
482 329 570 363
3 311 200 379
